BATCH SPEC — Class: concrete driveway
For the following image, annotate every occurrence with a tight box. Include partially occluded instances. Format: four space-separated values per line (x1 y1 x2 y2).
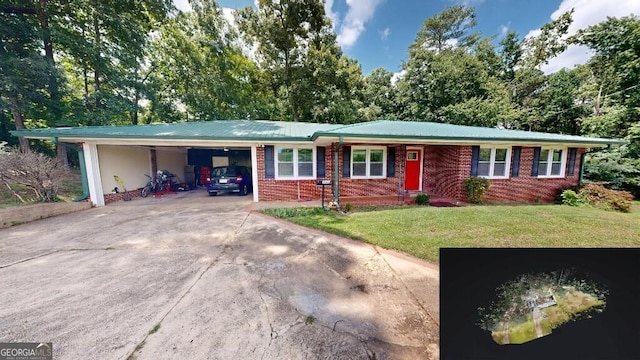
0 191 439 359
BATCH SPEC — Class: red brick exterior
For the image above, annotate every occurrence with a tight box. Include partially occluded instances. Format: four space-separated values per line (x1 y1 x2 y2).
256 144 584 205
104 189 143 204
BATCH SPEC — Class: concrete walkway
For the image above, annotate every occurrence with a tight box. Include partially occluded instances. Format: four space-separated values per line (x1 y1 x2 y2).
0 191 439 359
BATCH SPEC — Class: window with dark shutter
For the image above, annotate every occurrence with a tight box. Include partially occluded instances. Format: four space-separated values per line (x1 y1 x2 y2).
531 147 541 177
264 145 274 179
387 147 396 177
470 146 480 176
567 148 577 176
316 146 326 178
512 146 521 177
343 146 351 178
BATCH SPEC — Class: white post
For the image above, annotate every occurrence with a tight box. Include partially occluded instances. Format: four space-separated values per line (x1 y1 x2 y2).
251 145 259 202
83 143 105 206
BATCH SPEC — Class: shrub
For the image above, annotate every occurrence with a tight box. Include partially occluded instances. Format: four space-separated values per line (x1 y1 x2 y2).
463 177 492 204
561 189 587 207
0 148 70 203
343 202 353 213
579 183 633 213
414 193 430 205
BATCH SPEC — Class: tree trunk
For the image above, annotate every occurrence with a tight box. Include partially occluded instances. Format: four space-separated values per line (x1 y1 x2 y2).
93 7 101 109
36 0 68 168
8 95 30 152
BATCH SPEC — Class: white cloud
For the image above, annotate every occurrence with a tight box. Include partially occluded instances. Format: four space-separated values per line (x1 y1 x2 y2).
461 0 485 6
499 24 509 37
335 0 386 48
379 27 391 41
391 69 406 86
528 0 640 73
173 0 191 12
324 0 340 29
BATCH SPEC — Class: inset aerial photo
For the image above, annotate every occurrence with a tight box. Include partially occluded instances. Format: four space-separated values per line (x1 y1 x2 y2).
440 248 639 360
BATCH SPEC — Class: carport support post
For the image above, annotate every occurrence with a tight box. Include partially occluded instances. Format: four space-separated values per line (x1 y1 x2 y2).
83 143 105 206
251 145 259 202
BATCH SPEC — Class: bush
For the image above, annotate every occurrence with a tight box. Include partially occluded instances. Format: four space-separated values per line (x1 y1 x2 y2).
414 193 430 205
561 189 587 207
343 202 354 213
464 177 492 204
0 148 70 203
579 183 633 213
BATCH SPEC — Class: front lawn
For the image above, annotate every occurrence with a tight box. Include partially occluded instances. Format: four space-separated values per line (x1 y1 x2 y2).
262 204 640 263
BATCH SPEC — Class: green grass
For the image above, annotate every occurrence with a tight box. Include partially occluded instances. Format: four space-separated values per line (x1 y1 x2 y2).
506 318 537 344
262 203 640 263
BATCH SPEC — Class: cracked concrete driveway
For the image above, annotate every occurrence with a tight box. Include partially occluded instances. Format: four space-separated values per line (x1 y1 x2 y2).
0 191 439 359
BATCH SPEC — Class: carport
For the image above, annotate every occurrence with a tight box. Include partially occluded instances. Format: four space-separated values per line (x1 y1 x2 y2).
83 141 259 206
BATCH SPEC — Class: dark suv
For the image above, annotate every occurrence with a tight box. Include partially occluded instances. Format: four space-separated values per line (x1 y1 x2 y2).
206 165 252 196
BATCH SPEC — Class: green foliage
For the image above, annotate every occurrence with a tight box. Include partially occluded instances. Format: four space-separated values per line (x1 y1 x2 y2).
343 202 354 213
260 207 328 219
561 189 587 207
584 149 640 197
463 177 491 204
579 183 634 213
414 193 430 206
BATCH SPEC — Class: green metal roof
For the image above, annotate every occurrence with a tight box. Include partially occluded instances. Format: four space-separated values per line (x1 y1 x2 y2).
11 119 625 146
11 120 339 141
316 120 626 145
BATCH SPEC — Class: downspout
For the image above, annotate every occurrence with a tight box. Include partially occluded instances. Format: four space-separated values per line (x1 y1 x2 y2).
579 144 611 185
51 137 89 201
333 136 343 211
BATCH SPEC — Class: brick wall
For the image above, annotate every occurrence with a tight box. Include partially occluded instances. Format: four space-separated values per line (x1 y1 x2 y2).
423 146 583 203
104 189 143 204
256 144 584 204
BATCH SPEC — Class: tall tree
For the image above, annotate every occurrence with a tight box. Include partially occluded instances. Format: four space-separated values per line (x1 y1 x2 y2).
411 5 478 54
238 0 346 121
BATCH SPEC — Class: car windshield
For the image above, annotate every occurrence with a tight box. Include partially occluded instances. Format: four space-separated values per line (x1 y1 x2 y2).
211 167 242 177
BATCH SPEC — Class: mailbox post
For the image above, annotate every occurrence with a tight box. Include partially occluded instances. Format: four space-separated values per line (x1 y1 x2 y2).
316 179 332 209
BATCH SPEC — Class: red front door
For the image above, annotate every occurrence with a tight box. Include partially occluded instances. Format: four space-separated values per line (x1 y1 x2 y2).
405 148 422 191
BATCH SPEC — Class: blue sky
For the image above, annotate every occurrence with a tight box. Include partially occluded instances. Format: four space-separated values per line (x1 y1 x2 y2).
175 0 640 76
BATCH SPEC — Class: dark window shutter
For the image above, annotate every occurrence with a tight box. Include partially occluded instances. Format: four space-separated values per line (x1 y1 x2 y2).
512 146 521 177
470 146 480 176
264 145 274 179
567 148 577 176
316 146 326 178
532 147 541 177
387 147 396 177
343 146 351 178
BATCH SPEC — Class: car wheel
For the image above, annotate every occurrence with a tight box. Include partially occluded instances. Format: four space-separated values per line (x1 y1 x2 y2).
240 184 248 196
209 192 217 197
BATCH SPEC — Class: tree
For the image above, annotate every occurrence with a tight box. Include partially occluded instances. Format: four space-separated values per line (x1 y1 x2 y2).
147 1 275 122
238 0 353 122
359 68 397 121
411 5 478 53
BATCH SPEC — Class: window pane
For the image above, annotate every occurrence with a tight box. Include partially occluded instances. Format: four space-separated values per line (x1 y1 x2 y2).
493 163 506 177
370 149 384 162
552 149 563 162
370 163 383 176
478 163 490 176
479 148 491 161
278 148 293 162
495 148 507 162
551 163 562 175
298 163 313 177
353 163 366 176
298 148 313 162
278 163 293 177
540 149 549 162
407 152 417 160
538 161 548 176
353 150 366 163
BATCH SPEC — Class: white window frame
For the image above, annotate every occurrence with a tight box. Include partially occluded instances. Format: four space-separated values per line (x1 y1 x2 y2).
537 147 567 178
351 146 386 179
477 146 512 179
275 146 316 180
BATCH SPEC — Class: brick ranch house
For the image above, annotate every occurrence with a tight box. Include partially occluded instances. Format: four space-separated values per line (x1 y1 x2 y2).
13 120 624 207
